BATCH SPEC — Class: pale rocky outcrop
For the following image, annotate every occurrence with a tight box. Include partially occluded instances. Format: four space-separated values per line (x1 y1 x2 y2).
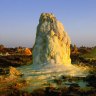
33 13 71 65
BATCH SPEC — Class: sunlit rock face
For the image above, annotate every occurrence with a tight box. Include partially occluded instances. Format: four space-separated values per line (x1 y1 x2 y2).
33 13 71 65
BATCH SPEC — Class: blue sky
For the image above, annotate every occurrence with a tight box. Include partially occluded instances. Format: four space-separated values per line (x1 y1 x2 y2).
0 0 96 47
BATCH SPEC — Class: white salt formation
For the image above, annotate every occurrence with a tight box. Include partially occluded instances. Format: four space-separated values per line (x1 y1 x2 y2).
16 14 89 90
33 13 71 65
